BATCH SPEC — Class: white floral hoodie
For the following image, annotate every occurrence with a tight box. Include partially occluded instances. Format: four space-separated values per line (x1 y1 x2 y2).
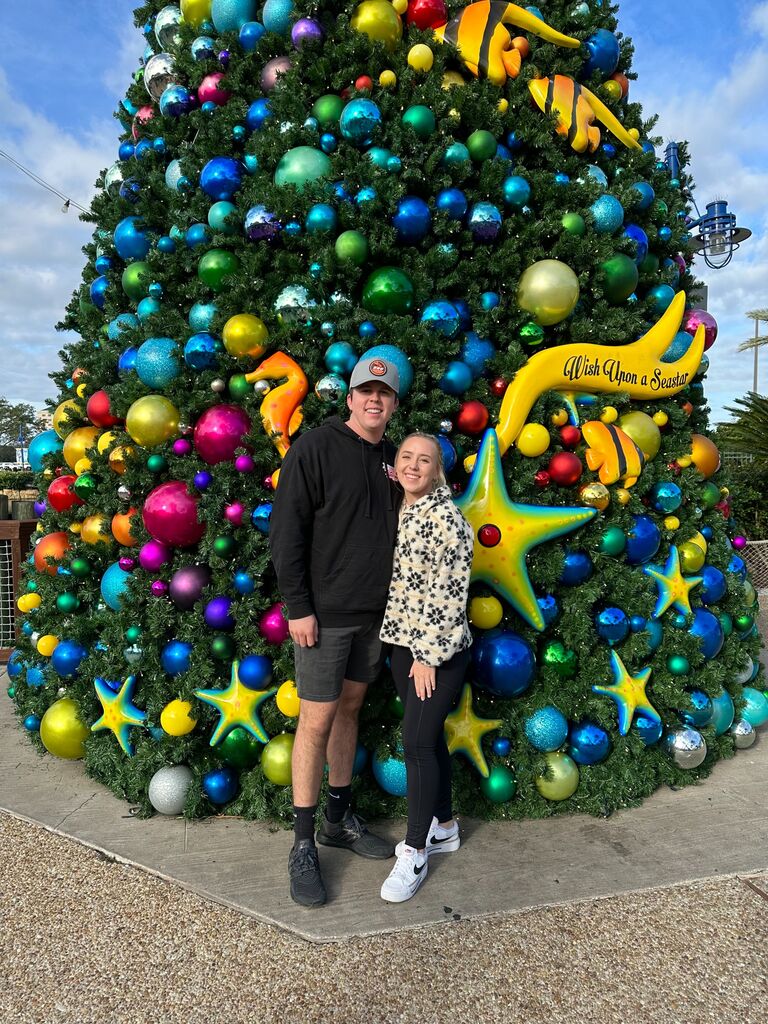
380 485 474 667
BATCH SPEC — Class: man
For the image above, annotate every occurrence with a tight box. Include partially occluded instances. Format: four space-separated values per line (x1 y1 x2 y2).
269 357 400 907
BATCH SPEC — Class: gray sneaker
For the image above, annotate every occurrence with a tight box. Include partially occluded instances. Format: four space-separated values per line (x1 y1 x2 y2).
288 840 327 908
317 810 394 859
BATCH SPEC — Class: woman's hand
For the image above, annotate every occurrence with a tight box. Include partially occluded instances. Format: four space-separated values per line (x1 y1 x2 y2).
410 660 436 700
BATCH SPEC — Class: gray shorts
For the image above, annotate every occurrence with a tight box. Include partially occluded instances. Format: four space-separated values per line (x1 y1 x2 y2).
293 618 386 702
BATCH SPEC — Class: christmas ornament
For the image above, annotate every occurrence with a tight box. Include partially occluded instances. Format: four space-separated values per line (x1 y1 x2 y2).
261 733 295 785
143 481 206 547
91 675 147 756
444 684 502 777
568 722 610 765
169 565 212 609
473 629 535 697
592 650 659 736
372 749 408 796
524 706 568 752
148 765 194 815
535 752 579 801
664 728 707 770
40 698 90 759
644 547 703 618
160 700 197 736
517 259 579 326
479 765 517 803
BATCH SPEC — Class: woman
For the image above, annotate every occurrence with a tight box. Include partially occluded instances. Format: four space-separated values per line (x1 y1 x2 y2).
379 432 474 903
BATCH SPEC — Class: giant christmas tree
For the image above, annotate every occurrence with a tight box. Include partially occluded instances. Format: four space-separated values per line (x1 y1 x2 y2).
8 0 765 821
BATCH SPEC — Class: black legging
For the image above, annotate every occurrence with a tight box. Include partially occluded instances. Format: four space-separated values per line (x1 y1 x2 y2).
390 644 471 850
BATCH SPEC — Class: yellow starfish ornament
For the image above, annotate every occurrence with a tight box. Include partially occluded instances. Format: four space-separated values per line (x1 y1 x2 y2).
644 546 703 619
444 683 502 778
592 651 660 736
195 660 277 746
91 675 147 756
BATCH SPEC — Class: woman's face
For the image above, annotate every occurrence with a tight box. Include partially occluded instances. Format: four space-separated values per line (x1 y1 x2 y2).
396 436 440 503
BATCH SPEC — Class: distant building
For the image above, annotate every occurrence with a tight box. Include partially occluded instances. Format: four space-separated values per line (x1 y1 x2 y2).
36 410 53 431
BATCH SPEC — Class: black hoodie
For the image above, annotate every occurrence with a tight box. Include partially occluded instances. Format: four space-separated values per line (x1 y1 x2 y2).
269 416 398 626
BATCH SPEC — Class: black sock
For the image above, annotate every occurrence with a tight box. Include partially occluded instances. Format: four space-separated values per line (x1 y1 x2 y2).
293 804 317 844
325 784 352 824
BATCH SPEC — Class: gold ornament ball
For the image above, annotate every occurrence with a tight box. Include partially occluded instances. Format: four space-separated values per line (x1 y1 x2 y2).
18 593 42 613
579 481 610 511
40 698 89 760
69 522 83 534
689 433 721 478
223 314 268 360
261 733 295 786
517 422 551 457
517 259 580 326
652 410 669 427
97 430 118 454
618 411 661 460
551 409 568 427
180 0 212 27
109 445 134 475
676 455 692 468
379 69 397 88
126 395 180 448
408 43 434 72
689 531 708 554
535 752 580 801
276 680 301 718
37 634 60 657
601 79 622 102
53 399 83 439
63 427 100 471
664 516 680 531
600 406 618 424
442 70 465 89
81 514 111 546
350 0 402 51
160 700 197 737
76 382 88 399
679 541 706 573
498 98 509 113
74 456 93 476
469 596 503 630
392 0 407 11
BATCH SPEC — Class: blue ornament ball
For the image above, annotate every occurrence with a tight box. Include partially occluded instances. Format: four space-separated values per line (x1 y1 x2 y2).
700 566 726 605
107 313 140 340
238 654 273 690
161 640 193 676
569 722 611 765
536 594 559 628
202 767 239 804
7 651 25 679
160 84 193 117
352 742 368 777
728 555 747 580
710 690 735 735
184 332 223 370
100 563 131 612
503 175 531 209
114 216 150 261
560 550 593 585
185 223 210 249
157 236 176 254
689 608 724 660
136 337 181 388
646 284 676 316
460 333 495 378
590 194 624 234
340 99 381 146
191 35 217 60
305 203 337 234
233 570 255 595
630 615 647 633
393 196 431 243
468 202 502 242
584 164 608 187
525 707 568 751
26 666 46 688
421 301 460 337
261 0 293 35
24 715 41 732
481 291 500 310
199 157 244 201
325 341 358 375
372 750 408 797
625 515 661 565
583 28 620 76
650 481 682 513
631 181 655 210
437 435 457 472
246 98 272 132
360 344 414 397
51 641 88 678
251 503 273 534
118 141 135 161
473 630 536 698
239 21 266 50
212 0 258 33
28 430 63 472
492 736 512 756
90 275 109 310
595 607 630 645
680 689 713 728
118 347 139 375
137 297 161 322
436 188 467 220
623 224 649 265
439 361 473 395
635 715 663 746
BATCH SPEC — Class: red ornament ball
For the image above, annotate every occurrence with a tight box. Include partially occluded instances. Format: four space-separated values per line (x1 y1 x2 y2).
407 0 448 29
559 426 581 449
534 470 550 488
478 524 501 547
548 452 583 486
86 389 121 428
47 475 83 513
455 400 489 435
354 75 373 91
490 377 508 398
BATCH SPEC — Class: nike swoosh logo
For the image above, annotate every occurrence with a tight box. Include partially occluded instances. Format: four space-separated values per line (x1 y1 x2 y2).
414 862 425 875
430 834 454 845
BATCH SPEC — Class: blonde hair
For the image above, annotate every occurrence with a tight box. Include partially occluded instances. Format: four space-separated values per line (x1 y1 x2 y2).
396 432 447 490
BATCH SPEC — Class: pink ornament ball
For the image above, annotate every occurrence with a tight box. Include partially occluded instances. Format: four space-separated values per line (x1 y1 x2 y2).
732 536 747 550
193 404 252 465
151 579 169 597
132 105 155 140
683 308 718 352
261 56 292 93
143 480 206 548
169 564 212 611
263 475 274 490
119 557 136 572
198 73 231 107
139 539 172 572
173 438 193 456
235 454 255 473
224 502 246 527
258 602 289 645
674 253 687 275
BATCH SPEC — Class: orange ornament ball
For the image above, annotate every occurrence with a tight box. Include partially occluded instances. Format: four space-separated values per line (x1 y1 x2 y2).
511 35 530 57
34 532 71 576
689 434 721 479
112 508 140 547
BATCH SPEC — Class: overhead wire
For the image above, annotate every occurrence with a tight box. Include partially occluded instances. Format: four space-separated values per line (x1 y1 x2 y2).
0 147 89 213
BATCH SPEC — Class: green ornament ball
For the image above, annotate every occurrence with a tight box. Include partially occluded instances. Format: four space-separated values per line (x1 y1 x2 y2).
228 374 251 400
735 613 754 634
213 536 236 558
70 557 92 578
599 254 639 305
335 230 368 266
542 640 577 678
219 726 263 769
699 482 721 509
562 212 586 236
198 249 240 292
27 581 38 592
719 613 733 636
362 267 414 315
7 685 15 699
467 129 497 161
73 473 97 501
125 626 142 643
274 147 332 191
520 321 545 346
121 261 151 300
388 693 404 720
535 752 579 801
654 199 669 217
480 764 517 803
312 94 344 127
743 580 757 607
639 253 660 276
599 526 627 556
401 105 435 140
147 454 168 473
211 635 235 660
56 592 80 614
667 654 690 676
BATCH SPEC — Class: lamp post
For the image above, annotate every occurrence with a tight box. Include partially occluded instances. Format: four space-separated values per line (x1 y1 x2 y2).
739 310 768 394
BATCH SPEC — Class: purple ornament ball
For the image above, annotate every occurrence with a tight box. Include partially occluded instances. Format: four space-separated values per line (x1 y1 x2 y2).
169 564 213 611
205 595 236 630
151 579 169 597
119 557 136 572
34 500 47 518
732 536 747 550
261 56 292 92
173 438 193 456
291 18 324 48
193 404 252 465
235 454 255 473
258 602 289 644
139 539 172 572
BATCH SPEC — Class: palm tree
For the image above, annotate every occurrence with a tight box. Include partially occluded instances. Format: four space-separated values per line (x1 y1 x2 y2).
737 309 768 393
721 393 768 466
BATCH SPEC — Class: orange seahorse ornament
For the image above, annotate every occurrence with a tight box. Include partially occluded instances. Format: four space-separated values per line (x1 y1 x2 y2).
245 352 308 458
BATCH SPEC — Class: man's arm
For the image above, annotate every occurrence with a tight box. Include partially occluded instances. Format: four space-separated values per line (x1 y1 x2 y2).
269 444 319 633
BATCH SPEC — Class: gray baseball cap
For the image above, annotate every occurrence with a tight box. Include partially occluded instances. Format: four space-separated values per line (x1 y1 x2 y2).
349 357 400 396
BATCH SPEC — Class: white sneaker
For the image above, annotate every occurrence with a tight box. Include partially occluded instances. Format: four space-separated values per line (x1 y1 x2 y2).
395 817 460 858
380 846 428 903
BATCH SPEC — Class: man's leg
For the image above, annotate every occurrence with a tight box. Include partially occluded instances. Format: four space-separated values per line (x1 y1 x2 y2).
292 697 339 807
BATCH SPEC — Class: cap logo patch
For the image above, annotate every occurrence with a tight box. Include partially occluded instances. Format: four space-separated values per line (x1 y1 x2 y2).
369 359 388 377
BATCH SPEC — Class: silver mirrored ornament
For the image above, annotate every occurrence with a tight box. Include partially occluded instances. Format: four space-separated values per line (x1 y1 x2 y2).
154 5 183 49
143 53 177 101
734 656 754 686
730 719 756 749
253 380 272 396
315 373 348 404
124 644 143 665
117 485 132 502
664 728 707 769
210 378 226 393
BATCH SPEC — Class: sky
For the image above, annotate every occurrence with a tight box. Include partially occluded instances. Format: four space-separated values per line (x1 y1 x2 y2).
1 1 766 424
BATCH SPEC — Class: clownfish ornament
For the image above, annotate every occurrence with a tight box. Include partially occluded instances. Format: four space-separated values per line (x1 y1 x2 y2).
581 421 646 487
528 75 642 153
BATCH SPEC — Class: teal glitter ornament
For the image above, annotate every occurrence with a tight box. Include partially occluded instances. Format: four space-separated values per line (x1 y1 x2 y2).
590 195 624 234
136 337 180 389
524 707 568 751
372 749 407 796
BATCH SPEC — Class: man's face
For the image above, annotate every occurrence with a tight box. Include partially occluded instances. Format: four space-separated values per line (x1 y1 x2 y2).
346 381 398 438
